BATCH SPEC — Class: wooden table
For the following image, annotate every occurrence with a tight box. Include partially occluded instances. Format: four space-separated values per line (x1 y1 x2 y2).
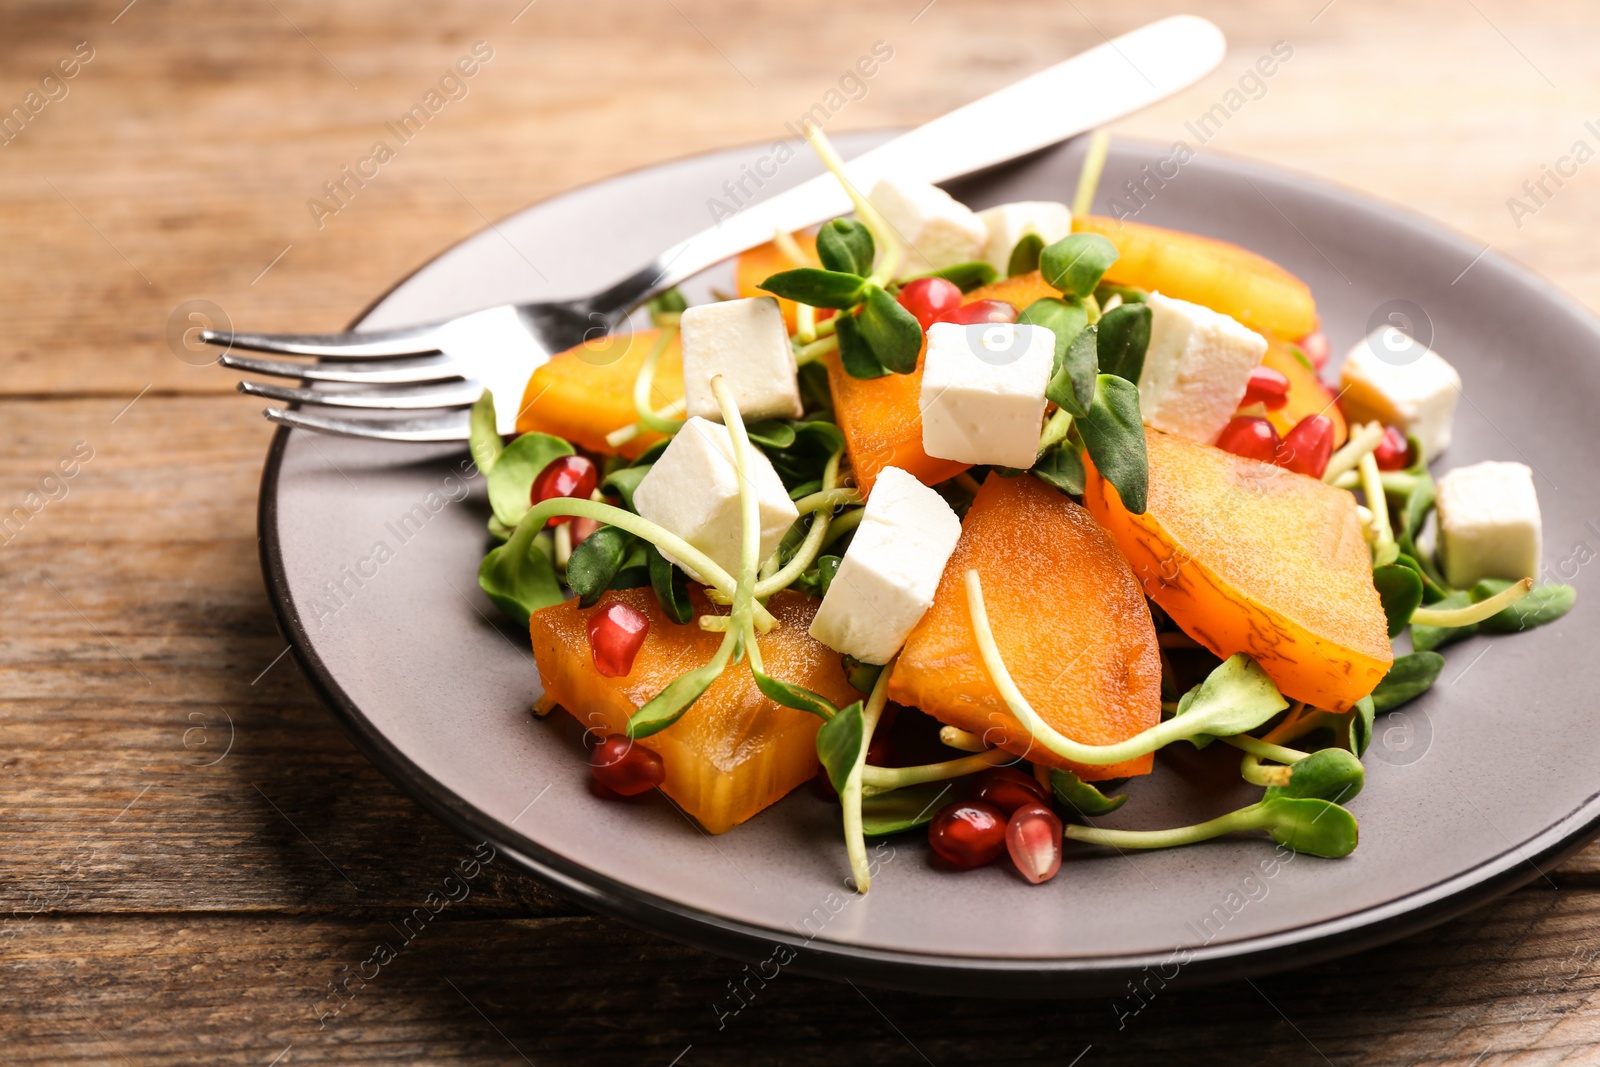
5 1 1599 1061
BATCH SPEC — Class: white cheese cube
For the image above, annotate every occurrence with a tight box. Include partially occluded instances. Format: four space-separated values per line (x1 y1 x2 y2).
808 467 963 664
1339 330 1462 462
1436 461 1542 588
868 176 987 275
976 201 1073 274
919 322 1055 469
679 297 802 422
1138 291 1268 443
632 416 799 583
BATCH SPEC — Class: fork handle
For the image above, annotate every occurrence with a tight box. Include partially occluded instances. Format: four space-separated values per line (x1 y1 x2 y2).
591 15 1224 315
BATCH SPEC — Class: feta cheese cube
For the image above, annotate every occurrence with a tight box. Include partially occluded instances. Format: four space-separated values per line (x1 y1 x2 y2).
868 176 987 275
1138 291 1268 443
1339 330 1462 462
808 467 963 664
1436 460 1542 588
976 201 1073 274
679 297 802 422
919 322 1055 469
632 416 799 583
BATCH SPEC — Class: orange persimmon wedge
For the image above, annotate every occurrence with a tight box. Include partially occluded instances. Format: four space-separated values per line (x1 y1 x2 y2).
736 232 821 331
1084 428 1392 712
889 472 1162 781
530 588 858 834
1261 337 1347 448
961 269 1061 309
1073 215 1318 341
515 329 683 459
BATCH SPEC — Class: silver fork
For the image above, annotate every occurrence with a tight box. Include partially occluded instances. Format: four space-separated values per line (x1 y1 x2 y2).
211 16 1223 440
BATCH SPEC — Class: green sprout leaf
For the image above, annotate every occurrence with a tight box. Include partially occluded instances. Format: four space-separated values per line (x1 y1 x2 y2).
477 515 564 627
834 312 889 380
795 554 842 599
1040 233 1119 299
1373 563 1425 638
1259 797 1359 858
566 524 633 608
1265 748 1365 804
602 465 651 511
1348 695 1375 757
759 268 868 310
627 659 724 739
745 420 798 450
646 543 693 624
843 655 883 695
1033 444 1086 496
486 432 574 527
648 287 688 326
856 285 923 375
861 782 953 837
1095 302 1152 384
468 390 503 474
1049 769 1128 817
1394 551 1449 604
1094 282 1147 306
1372 651 1445 712
1025 297 1092 416
1174 653 1290 743
753 670 839 720
1411 589 1477 652
816 218 875 277
1473 578 1576 633
1078 373 1148 514
909 261 998 292
816 700 867 793
1007 233 1045 277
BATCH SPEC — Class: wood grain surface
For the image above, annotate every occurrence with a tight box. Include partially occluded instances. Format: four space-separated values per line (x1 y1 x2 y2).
5 0 1600 1062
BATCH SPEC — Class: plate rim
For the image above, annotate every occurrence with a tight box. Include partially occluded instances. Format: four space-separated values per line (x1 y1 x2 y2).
257 132 1600 996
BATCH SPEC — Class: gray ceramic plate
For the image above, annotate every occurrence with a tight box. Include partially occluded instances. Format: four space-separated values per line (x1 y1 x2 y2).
260 132 1599 996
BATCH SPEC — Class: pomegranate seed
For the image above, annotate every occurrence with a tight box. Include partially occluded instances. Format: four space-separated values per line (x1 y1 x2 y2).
531 455 599 526
928 801 1007 868
896 277 964 330
589 734 665 796
587 601 650 678
1299 331 1331 370
1214 416 1281 464
970 766 1047 815
570 516 602 546
935 299 1018 326
1006 802 1064 884
1372 425 1411 471
1240 366 1291 411
1276 414 1335 479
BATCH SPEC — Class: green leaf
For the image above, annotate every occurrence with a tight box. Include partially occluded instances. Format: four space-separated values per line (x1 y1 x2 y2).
1079 373 1148 514
1049 769 1128 817
1473 579 1577 633
1266 748 1364 804
1006 233 1045 277
816 218 874 276
910 261 998 292
648 287 687 326
1411 590 1477 652
631 438 671 467
1259 797 1359 858
627 660 724 739
1348 695 1375 757
1372 651 1444 712
833 312 889 380
1094 282 1147 305
1033 444 1086 496
753 670 839 719
759 268 867 310
1394 552 1449 604
487 515 514 543
602 465 651 511
1040 233 1119 299
1023 297 1092 416
856 285 924 375
816 701 867 793
1372 564 1424 638
1172 653 1289 742
566 525 633 608
1095 302 1152 384
861 783 954 836
795 555 842 599
843 655 882 695
468 390 503 474
745 420 797 449
477 516 564 627
487 432 575 526
646 544 693 625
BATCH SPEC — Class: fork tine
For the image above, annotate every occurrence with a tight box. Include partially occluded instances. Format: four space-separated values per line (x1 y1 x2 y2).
202 324 442 359
264 407 471 442
220 351 462 385
238 379 485 410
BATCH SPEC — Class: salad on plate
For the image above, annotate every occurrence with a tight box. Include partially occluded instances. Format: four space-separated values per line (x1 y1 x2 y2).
470 130 1574 891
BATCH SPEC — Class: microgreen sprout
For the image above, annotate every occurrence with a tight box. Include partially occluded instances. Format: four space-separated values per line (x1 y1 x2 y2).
1359 449 1398 568
605 326 688 450
1411 577 1531 627
1323 421 1386 485
1071 129 1111 218
1064 796 1359 858
938 725 990 752
858 748 1013 796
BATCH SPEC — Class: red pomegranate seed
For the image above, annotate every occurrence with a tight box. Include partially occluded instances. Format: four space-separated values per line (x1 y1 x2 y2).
587 601 650 678
1372 425 1411 471
970 766 1048 815
531 455 599 526
1215 416 1281 464
896 276 964 330
1006 802 1064 884
928 801 1007 868
935 299 1018 326
589 734 665 796
1276 414 1335 479
1299 331 1331 370
570 516 602 546
1240 366 1291 411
